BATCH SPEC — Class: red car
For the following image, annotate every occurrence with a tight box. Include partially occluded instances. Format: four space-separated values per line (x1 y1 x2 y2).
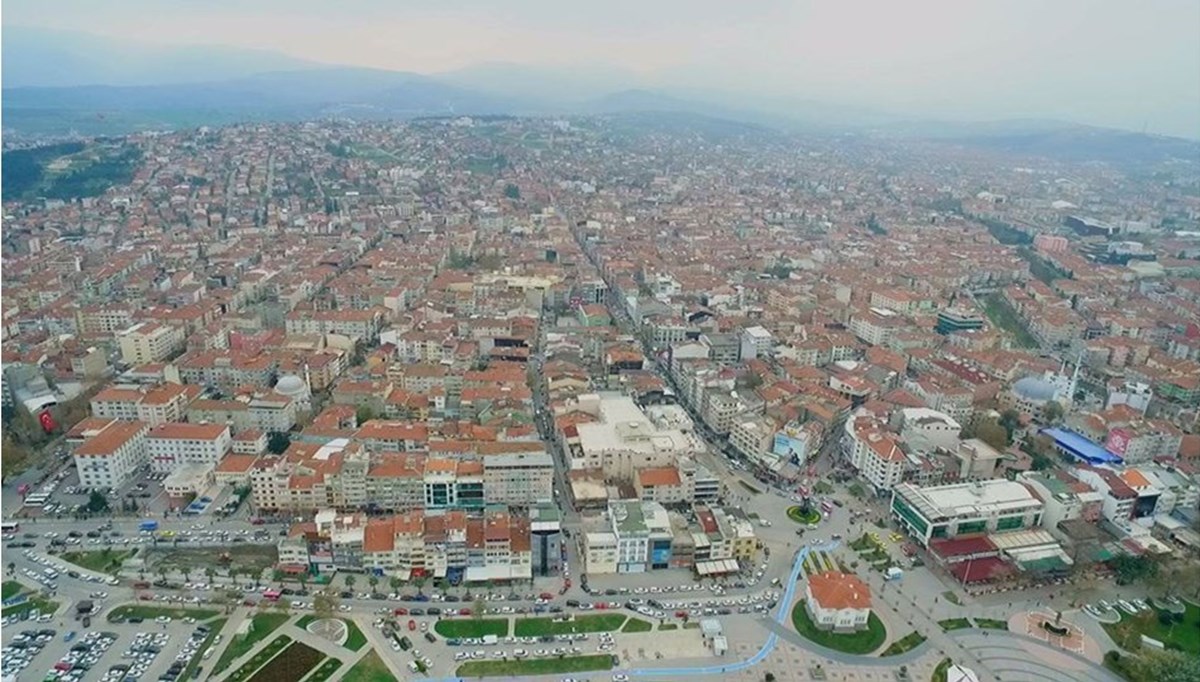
539 592 553 600
594 602 608 610
393 607 408 616
243 599 257 607
675 611 687 619
407 619 417 631
458 608 472 616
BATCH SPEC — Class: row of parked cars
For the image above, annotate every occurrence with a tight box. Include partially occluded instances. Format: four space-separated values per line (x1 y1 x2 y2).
49 630 118 682
2 628 56 678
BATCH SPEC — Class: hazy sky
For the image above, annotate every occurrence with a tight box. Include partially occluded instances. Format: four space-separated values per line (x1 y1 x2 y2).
6 0 1199 138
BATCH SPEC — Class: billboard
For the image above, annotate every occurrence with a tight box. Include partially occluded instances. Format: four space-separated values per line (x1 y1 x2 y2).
772 428 808 462
1105 428 1131 457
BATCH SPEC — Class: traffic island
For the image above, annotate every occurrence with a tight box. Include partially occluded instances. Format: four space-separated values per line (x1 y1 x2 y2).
790 601 887 655
787 506 821 525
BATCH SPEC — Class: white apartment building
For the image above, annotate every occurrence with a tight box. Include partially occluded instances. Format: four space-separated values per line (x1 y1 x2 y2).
73 421 150 490
90 383 197 426
145 422 232 473
729 414 776 463
117 322 186 365
482 452 554 505
843 411 909 493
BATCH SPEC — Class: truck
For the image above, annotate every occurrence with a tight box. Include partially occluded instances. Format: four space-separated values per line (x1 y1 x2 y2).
885 566 904 581
138 520 159 532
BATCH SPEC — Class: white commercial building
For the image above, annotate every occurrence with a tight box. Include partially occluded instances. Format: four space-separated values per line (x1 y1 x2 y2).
563 393 703 479
891 479 1044 547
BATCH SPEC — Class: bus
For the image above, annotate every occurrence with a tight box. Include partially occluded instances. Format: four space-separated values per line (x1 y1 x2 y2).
23 494 49 507
262 589 281 602
0 521 18 535
820 500 833 514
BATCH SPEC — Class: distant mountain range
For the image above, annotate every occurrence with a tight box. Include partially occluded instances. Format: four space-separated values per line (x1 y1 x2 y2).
4 26 1197 167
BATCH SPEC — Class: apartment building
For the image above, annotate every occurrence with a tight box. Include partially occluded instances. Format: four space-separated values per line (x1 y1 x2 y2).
585 500 674 574
481 452 555 506
73 420 150 490
285 309 384 343
117 322 186 365
842 412 909 493
90 383 200 426
145 422 232 473
283 508 536 582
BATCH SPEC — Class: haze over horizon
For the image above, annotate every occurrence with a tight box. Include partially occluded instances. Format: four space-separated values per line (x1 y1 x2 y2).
4 0 1199 139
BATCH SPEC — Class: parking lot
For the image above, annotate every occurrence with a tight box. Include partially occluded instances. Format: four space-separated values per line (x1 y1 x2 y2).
1 614 216 682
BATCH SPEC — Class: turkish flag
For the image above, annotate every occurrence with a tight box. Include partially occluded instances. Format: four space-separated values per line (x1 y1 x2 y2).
39 410 56 434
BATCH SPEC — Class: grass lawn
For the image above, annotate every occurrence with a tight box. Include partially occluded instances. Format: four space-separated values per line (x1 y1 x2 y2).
938 618 972 632
343 619 367 651
212 612 293 675
974 618 1008 631
932 657 952 682
621 618 652 633
787 506 821 525
434 618 510 638
342 650 393 682
304 657 343 682
791 602 887 655
2 595 60 617
941 591 962 606
659 624 678 631
180 617 226 681
107 604 218 623
814 481 835 495
2 581 25 600
880 631 926 656
61 548 136 574
1102 600 1199 654
456 654 614 678
295 614 315 630
226 635 292 682
515 614 627 637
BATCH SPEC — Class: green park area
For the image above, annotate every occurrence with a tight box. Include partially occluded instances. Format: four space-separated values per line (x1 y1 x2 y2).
791 603 887 655
211 612 292 675
434 618 510 638
880 631 926 656
787 505 821 525
515 614 628 636
342 650 394 682
62 548 137 574
1103 600 1199 654
180 618 227 680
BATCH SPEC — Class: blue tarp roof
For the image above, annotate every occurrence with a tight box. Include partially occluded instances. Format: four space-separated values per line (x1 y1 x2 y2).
1041 427 1123 465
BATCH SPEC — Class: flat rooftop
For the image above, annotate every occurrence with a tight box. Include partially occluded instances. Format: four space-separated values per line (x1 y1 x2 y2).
896 479 1041 520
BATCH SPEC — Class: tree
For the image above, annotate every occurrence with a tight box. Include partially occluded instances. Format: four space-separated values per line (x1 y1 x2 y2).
368 575 380 593
86 490 110 514
504 184 520 200
998 409 1021 439
344 574 356 591
1127 649 1200 682
389 576 403 593
355 405 376 425
1111 554 1158 586
313 591 337 620
266 431 291 455
204 567 216 584
1042 401 1064 424
975 421 1010 451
